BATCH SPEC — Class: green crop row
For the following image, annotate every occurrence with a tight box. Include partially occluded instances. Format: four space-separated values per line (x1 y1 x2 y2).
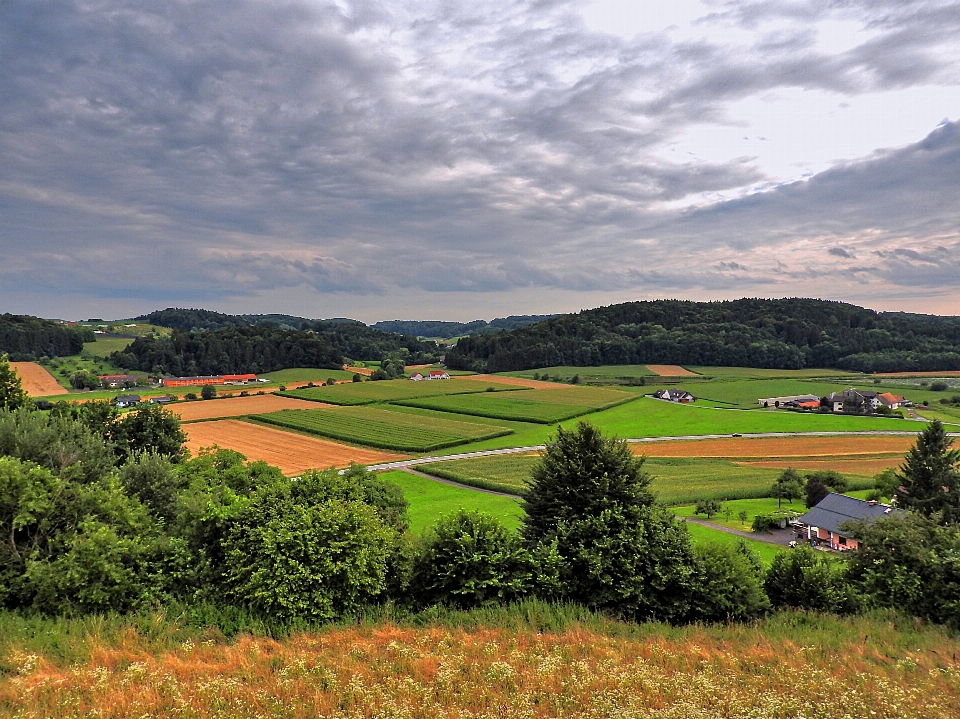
253 407 513 452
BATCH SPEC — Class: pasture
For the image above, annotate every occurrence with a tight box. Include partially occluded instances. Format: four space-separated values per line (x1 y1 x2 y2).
183 419 405 474
82 337 133 357
503 365 657 381
379 469 523 533
281 377 523 405
254 406 514 452
396 386 635 424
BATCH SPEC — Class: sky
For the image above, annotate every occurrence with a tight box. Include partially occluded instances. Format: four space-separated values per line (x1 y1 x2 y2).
1 0 959 323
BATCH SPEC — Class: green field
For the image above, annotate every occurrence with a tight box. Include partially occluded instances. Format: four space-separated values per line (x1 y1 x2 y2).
39 351 132 390
503 365 658 381
688 366 860 378
673 496 807 529
682 522 785 565
253 406 513 452
260 368 357 383
396 386 636 424
416 453 877 504
280 378 525 406
82 337 134 357
379 469 523 533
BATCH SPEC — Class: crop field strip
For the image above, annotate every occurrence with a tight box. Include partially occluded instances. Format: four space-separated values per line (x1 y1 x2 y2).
11 362 68 396
280 377 528 405
645 364 699 376
394 386 636 424
253 405 514 452
170 394 329 422
183 419 406 474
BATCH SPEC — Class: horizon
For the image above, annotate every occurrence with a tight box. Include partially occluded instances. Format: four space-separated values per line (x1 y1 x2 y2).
3 1 960 320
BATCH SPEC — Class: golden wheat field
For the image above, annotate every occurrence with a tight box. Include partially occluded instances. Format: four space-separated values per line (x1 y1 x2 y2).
171 395 328 422
3 617 959 718
10 362 67 396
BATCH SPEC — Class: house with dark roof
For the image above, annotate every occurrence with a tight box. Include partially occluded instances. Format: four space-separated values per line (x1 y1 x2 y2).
798 493 902 551
653 389 695 403
113 395 142 409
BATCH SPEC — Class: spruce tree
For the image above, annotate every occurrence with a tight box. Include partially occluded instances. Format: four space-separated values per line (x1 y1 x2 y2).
0 354 29 411
896 420 960 524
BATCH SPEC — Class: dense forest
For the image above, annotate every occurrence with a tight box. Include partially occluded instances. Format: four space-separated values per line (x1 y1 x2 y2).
372 315 557 338
111 326 344 375
447 298 960 373
0 314 94 360
136 308 441 364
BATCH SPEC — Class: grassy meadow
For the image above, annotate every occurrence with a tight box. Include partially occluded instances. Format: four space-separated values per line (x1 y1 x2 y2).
254 406 514 452
260 367 358 383
4 605 959 718
281 378 524 405
379 469 523 533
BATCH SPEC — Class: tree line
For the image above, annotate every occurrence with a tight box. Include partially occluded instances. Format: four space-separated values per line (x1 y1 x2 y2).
446 298 960 373
0 314 94 360
2 353 960 627
371 315 557 338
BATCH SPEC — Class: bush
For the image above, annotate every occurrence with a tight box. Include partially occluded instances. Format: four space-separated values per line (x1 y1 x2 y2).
689 541 770 621
410 510 540 609
694 499 721 518
325 378 337 386
278 385 286 392
931 381 949 392
352 374 362 383
764 547 857 614
200 385 216 400
185 392 198 400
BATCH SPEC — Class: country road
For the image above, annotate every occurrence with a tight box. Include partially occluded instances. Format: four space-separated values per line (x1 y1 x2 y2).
361 429 950 473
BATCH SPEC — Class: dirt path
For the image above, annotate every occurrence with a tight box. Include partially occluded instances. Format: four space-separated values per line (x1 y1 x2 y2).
11 362 67 396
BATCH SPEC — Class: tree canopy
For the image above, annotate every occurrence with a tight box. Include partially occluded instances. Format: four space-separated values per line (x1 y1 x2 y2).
895 420 960 524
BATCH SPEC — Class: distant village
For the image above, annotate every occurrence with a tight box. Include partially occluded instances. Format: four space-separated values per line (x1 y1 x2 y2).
653 386 911 415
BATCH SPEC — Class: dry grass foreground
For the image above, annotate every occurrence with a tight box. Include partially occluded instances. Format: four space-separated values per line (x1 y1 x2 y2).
631 435 916 459
458 374 564 389
4 619 959 718
10 362 66 396
171 395 328 422
645 364 699 377
183 419 406 474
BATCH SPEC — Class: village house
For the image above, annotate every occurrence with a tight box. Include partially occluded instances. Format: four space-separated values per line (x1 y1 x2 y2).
409 373 424 381
427 370 450 380
824 387 910 413
113 394 141 409
98 374 140 389
653 389 695 403
147 396 172 404
757 394 819 408
797 493 901 551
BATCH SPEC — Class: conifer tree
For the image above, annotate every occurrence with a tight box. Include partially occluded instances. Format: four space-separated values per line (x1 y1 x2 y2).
896 420 960 524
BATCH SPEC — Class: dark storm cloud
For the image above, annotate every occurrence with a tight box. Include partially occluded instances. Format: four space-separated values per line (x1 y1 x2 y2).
0 0 959 314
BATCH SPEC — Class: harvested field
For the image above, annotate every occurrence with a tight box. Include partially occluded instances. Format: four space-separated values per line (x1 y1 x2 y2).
183 419 405 474
344 365 374 376
170 395 329 422
631 435 917 458
645 364 699 376
11 362 67 396
462 374 565 389
739 457 903 475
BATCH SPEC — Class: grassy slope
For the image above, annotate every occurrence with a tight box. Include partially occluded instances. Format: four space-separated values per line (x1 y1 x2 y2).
379 469 523 533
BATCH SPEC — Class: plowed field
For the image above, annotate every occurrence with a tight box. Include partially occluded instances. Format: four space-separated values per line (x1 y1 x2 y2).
645 365 699 376
630 435 916 458
11 362 67 396
183 419 406 474
344 365 375 376
739 457 903 475
171 395 330 422
460 374 564 389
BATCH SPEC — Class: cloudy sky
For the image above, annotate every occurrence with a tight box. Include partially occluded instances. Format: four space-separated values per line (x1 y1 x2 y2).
2 0 959 322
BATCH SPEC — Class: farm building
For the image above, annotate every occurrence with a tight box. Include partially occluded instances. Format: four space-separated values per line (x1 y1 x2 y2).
798 493 901 551
148 396 172 404
113 395 141 409
757 394 819 408
161 374 258 387
653 389 694 403
427 371 450 380
98 374 140 389
409 373 424 381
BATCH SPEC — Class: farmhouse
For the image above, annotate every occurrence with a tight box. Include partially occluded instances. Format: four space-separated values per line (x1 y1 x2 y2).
757 394 819 408
653 389 695 403
427 371 450 380
824 388 910 413
877 391 906 409
409 373 424 381
113 395 141 409
98 374 140 389
798 493 901 551
161 374 258 387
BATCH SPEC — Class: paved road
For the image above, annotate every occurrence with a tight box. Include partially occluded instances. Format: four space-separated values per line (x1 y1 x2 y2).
363 429 949 473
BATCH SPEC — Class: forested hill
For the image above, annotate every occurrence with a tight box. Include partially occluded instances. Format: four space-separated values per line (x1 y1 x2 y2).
111 326 344 375
372 315 557 338
0 314 94 360
124 308 440 374
446 298 960 373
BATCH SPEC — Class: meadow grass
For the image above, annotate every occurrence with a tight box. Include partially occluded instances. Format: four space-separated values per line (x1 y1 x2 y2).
82 337 134 357
281 378 524 405
502 364 658 380
4 604 959 718
681 521 785 565
260 367 358 383
673 496 808 529
396 386 636 424
688 366 861 378
379 469 523 533
254 406 513 452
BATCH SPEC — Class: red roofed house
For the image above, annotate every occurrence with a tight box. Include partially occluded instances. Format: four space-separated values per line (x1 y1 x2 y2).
427 370 450 380
876 392 905 409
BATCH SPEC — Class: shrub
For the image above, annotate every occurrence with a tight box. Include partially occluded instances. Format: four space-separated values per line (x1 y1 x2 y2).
931 381 949 392
200 385 216 400
185 393 198 400
352 374 362 383
410 510 540 609
278 385 286 392
689 541 770 621
325 378 337 386
764 546 857 614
